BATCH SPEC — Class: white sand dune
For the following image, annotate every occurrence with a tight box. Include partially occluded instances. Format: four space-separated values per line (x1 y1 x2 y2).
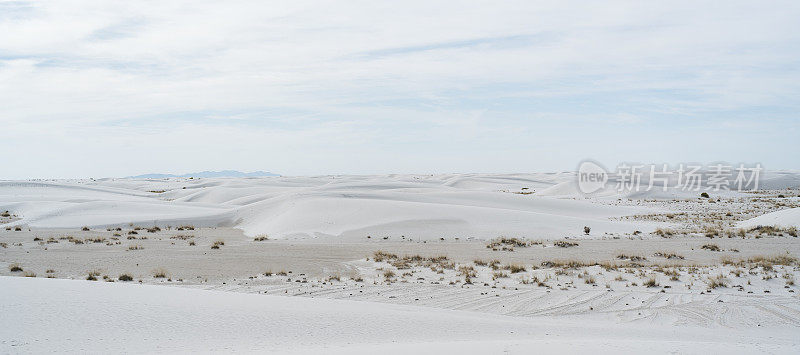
2 172 797 239
0 175 655 240
2 276 797 354
739 207 800 228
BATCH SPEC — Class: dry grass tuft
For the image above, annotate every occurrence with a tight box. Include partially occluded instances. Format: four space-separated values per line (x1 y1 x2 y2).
152 268 168 278
643 276 659 288
554 241 579 248
706 274 727 289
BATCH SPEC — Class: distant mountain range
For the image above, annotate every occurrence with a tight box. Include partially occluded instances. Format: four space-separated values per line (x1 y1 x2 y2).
128 170 280 179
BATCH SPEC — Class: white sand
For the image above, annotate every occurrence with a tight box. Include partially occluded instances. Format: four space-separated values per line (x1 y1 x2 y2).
0 175 659 240
2 173 800 353
739 207 800 228
3 276 798 354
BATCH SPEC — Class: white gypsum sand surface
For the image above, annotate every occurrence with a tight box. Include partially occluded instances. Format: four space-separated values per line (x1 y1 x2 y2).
0 174 660 240
1 173 800 353
1 276 798 354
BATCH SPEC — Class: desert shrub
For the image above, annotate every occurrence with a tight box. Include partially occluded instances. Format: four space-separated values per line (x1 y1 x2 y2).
703 226 721 238
373 250 398 262
170 235 194 240
253 234 269 241
700 192 710 198
383 270 395 279
486 237 535 249
508 264 526 273
540 260 590 269
177 225 195 231
457 265 477 278
146 226 161 233
0 211 10 217
188 240 196 246
653 228 676 238
81 226 90 231
492 271 508 280
9 264 23 272
643 276 659 288
24 271 36 277
706 275 727 289
617 254 647 262
152 268 168 278
554 241 579 248
701 243 721 252
653 252 684 260
584 226 591 235
127 245 143 251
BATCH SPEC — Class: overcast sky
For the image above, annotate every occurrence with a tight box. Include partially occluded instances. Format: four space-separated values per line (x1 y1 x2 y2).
1 0 799 179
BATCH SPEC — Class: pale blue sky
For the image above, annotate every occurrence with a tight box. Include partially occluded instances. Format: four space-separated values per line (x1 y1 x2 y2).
1 0 799 179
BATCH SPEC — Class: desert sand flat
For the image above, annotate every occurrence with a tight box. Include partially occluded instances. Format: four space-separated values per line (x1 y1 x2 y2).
3 276 799 354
